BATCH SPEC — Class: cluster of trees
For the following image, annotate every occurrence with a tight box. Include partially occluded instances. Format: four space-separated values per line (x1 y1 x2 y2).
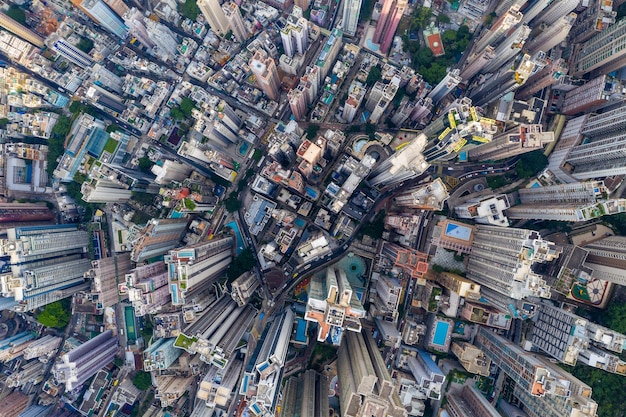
37 299 71 328
137 155 154 174
358 210 386 239
226 248 256 281
179 0 200 21
6 5 26 25
46 115 72 177
563 302 626 417
132 371 152 390
224 192 241 212
76 37 94 53
515 150 548 178
365 65 382 87
401 7 472 85
170 97 196 121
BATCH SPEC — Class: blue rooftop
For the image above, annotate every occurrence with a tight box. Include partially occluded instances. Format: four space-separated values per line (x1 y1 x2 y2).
417 349 444 376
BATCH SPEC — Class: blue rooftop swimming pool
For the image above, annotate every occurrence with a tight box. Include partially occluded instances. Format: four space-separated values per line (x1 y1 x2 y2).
334 253 367 287
225 221 245 255
433 321 450 347
353 138 368 154
294 319 307 343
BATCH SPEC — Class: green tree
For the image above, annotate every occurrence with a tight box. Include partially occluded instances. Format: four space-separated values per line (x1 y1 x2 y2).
516 150 548 178
179 97 196 117
366 65 382 86
421 62 447 85
306 124 320 139
76 37 94 53
179 0 200 20
170 106 184 120
359 0 376 23
224 192 242 212
137 155 154 174
411 7 433 30
226 248 256 281
365 123 376 139
106 124 121 133
6 5 26 25
0 118 8 128
442 29 457 43
132 372 152 390
605 212 626 235
131 191 156 206
37 299 71 328
47 115 72 177
358 210 386 239
436 14 451 24
413 47 434 67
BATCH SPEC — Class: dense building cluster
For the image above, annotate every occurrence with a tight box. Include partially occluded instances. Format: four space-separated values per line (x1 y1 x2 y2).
0 0 626 416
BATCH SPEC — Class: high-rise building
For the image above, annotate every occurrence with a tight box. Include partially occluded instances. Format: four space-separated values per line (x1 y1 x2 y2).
314 28 343 82
468 124 554 162
343 80 366 122
342 0 362 36
392 178 450 210
524 13 576 55
427 69 462 104
0 11 44 47
23 335 62 361
459 46 496 82
337 330 407 417
249 51 281 101
561 75 622 115
480 24 532 75
0 391 29 417
166 237 233 306
129 218 189 263
372 0 408 54
288 84 308 120
305 267 365 345
281 370 329 417
454 195 510 226
516 58 569 101
53 330 118 391
175 296 256 368
475 327 598 417
471 49 541 106
571 17 626 77
583 236 626 286
368 80 399 123
369 275 402 322
519 0 551 24
52 38 94 68
506 181 626 222
0 225 91 312
197 0 230 36
569 0 616 45
367 134 429 188
196 359 244 409
241 309 294 417
466 226 560 305
530 301 626 375
223 2 247 42
445 385 500 417
535 0 578 25
143 338 182 371
80 254 132 314
281 6 309 57
451 342 492 376
72 0 128 38
126 261 171 316
230 271 259 307
563 113 626 179
471 6 523 54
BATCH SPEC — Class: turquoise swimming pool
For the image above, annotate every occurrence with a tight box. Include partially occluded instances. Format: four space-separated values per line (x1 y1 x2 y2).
433 321 450 347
